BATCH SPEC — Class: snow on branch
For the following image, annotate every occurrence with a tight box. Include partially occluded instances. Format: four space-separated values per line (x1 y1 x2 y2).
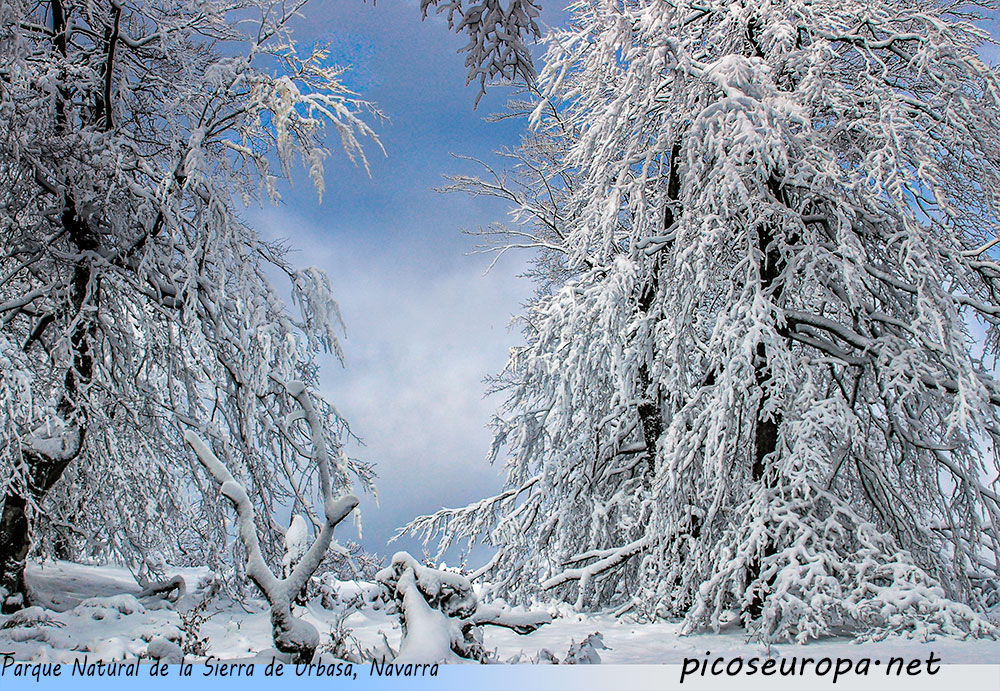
541 536 651 609
184 379 358 663
377 551 551 663
420 0 541 104
399 474 541 562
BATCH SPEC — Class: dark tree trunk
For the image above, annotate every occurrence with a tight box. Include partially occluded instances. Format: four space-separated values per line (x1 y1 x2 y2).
0 438 81 612
0 210 94 610
636 140 683 481
0 200 96 613
0 0 109 612
743 176 791 623
0 495 30 613
742 339 782 622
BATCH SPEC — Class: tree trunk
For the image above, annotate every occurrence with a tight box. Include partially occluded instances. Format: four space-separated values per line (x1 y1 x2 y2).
743 340 781 622
743 177 791 623
0 495 30 613
636 140 683 481
0 441 80 612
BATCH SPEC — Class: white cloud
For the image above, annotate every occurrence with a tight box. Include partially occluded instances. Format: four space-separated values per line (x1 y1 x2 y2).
252 205 533 563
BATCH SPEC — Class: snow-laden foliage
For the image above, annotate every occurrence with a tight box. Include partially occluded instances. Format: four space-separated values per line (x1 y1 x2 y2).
408 0 1000 642
421 0 542 103
0 0 378 608
376 551 551 663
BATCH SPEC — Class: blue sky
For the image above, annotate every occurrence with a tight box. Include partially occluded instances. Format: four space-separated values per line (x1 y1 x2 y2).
248 0 566 564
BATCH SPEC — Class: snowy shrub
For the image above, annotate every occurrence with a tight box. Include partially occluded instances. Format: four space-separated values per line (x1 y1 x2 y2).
74 595 145 619
319 610 366 664
0 607 63 631
507 633 608 664
178 584 217 657
377 551 551 663
377 552 488 663
533 648 560 664
316 575 386 612
146 637 185 665
309 542 385 607
564 632 608 664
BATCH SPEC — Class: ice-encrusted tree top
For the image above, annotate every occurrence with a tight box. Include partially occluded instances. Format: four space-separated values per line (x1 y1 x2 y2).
0 0 378 584
407 0 1000 642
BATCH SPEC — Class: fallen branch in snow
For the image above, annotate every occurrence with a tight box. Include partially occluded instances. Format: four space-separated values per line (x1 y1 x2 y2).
377 551 551 663
470 604 553 634
185 379 358 663
138 575 186 602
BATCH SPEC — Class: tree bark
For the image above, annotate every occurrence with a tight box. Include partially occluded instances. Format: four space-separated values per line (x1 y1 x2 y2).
743 176 791 623
0 495 29 612
0 431 83 611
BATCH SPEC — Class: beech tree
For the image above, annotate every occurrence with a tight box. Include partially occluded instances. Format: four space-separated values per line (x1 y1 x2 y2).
0 0 383 611
408 0 1000 642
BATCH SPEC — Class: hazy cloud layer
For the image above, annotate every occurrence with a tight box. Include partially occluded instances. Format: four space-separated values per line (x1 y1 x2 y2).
253 205 531 562
240 0 548 566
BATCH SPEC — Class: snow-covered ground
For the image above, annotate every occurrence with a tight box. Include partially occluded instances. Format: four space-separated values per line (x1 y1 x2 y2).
1 560 997 666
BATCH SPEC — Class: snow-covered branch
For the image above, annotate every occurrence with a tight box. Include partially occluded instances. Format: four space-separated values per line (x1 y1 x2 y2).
541 537 650 609
185 379 358 663
377 552 550 663
420 0 542 104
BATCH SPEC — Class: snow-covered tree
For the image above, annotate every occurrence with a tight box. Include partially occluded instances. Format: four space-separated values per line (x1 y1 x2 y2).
185 379 359 663
0 0 380 611
408 0 1000 642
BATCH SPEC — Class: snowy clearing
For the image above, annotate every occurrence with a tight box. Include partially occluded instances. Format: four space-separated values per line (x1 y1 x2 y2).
1 561 996 666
